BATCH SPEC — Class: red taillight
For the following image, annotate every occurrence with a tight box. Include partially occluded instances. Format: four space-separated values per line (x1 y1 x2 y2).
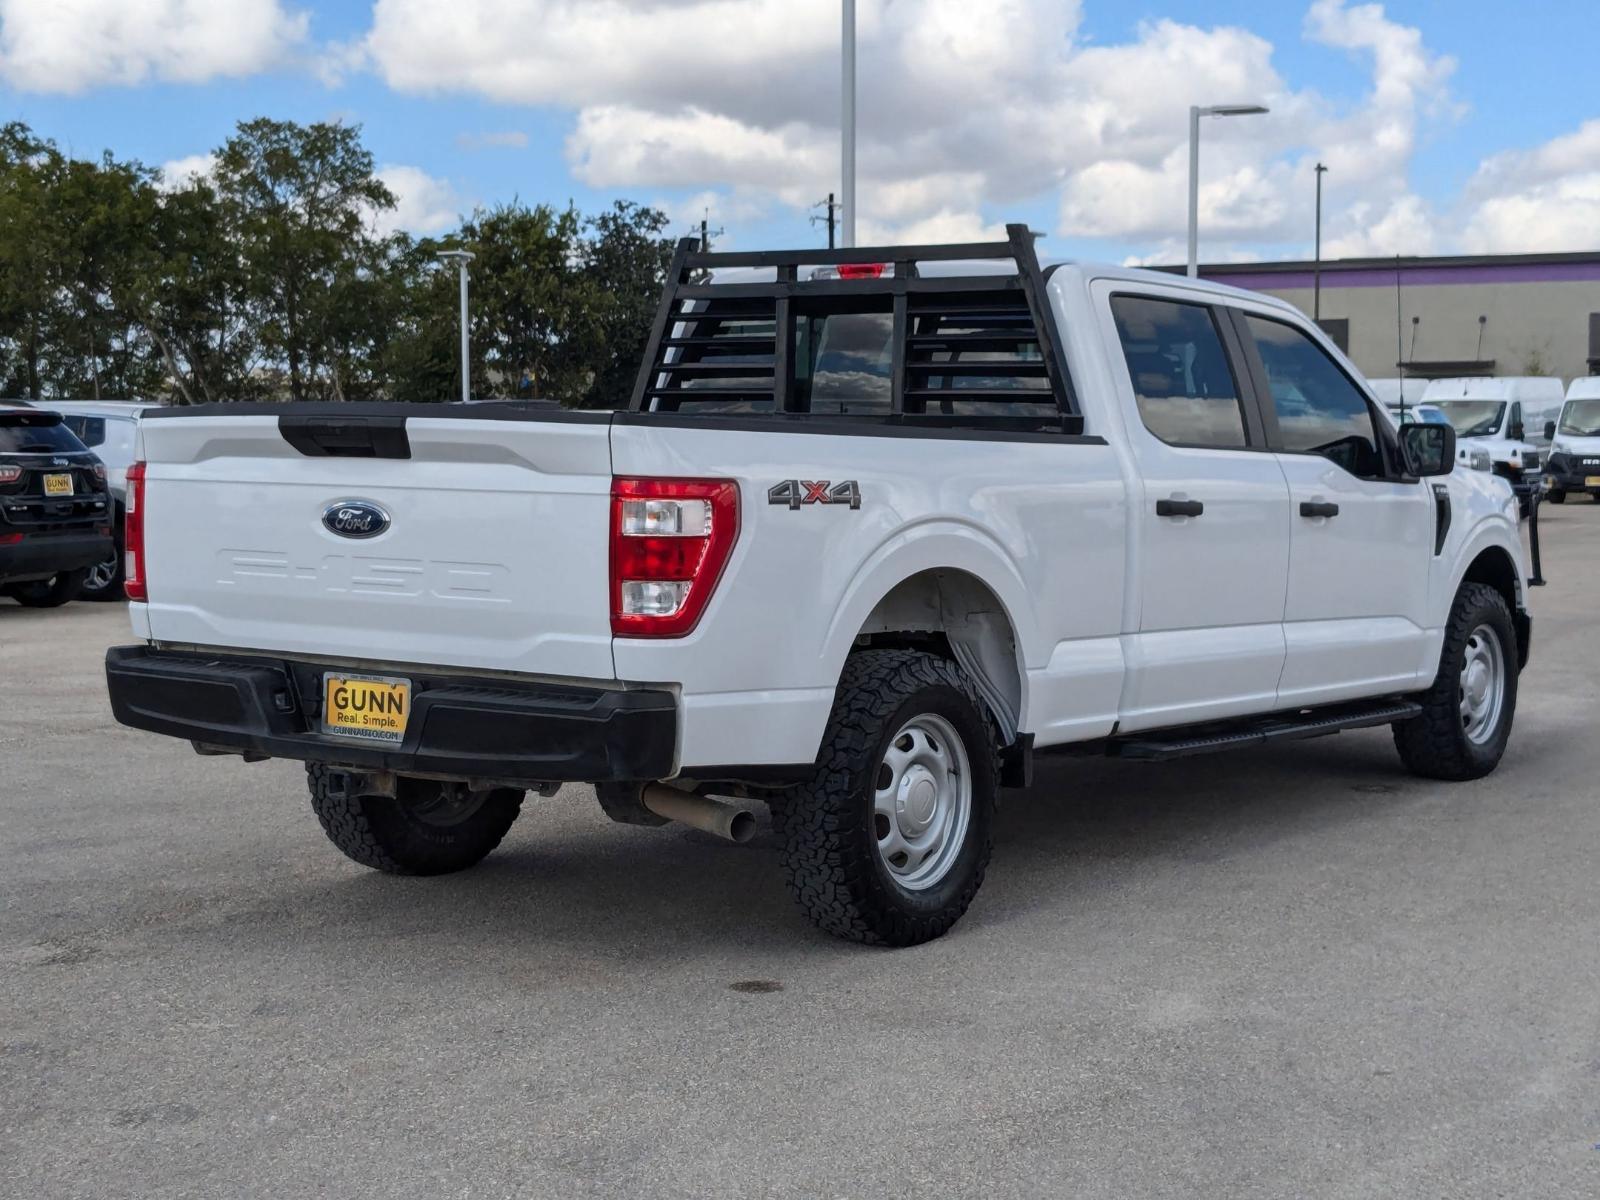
124 461 147 602
838 262 886 279
0 532 22 546
0 465 20 485
610 477 738 637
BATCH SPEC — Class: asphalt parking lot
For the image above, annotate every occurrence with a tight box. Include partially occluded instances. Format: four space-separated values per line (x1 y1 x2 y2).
4 506 1599 1199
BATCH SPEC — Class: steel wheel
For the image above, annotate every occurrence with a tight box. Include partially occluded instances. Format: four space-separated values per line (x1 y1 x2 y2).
872 712 972 892
1459 622 1506 746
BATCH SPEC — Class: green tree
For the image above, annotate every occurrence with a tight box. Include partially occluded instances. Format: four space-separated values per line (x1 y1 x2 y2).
212 118 395 401
46 152 165 399
130 177 265 405
0 123 65 399
577 200 673 407
456 202 590 401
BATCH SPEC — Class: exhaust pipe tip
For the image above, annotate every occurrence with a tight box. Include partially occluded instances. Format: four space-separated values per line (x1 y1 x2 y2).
641 784 756 844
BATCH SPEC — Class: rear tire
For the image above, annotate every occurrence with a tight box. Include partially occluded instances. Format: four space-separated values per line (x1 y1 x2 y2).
1393 582 1518 781
771 650 998 947
307 764 525 875
6 568 89 608
1546 489 1566 504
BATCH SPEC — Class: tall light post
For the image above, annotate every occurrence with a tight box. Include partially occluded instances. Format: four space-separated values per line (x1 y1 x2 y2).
841 0 857 247
437 249 474 403
1187 103 1269 278
1313 162 1327 320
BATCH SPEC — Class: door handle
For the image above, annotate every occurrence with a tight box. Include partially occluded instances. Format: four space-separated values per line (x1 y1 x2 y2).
1156 498 1204 518
1299 501 1340 519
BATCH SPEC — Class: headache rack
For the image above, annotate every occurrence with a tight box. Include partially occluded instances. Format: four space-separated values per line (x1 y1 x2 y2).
628 223 1083 435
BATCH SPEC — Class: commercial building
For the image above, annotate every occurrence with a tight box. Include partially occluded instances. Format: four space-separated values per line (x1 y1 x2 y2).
1191 251 1600 385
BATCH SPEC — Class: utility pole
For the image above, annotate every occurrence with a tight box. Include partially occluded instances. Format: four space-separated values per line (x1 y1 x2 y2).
841 0 856 247
436 249 474 403
1313 162 1327 321
811 193 838 248
696 215 725 253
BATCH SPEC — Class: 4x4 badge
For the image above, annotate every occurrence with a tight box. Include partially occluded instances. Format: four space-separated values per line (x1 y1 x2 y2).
768 480 861 510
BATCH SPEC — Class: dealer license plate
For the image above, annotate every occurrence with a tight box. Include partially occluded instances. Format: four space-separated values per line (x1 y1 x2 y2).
323 673 410 744
1586 476 1600 488
43 472 73 497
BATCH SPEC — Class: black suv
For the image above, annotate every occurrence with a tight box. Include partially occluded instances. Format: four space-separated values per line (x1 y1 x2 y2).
0 407 114 607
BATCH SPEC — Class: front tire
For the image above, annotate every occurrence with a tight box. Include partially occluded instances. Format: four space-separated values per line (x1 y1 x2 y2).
6 568 89 608
772 650 998 947
1393 582 1518 781
307 764 525 875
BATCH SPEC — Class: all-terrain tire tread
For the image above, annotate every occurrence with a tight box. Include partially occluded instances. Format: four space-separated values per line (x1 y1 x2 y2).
305 764 523 875
772 650 998 947
1393 582 1516 781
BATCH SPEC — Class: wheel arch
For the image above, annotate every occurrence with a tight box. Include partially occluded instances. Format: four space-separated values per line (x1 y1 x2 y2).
830 549 1032 745
1456 542 1529 669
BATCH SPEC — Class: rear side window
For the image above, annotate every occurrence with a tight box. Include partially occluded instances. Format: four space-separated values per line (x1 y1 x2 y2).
0 415 88 454
62 415 107 447
1110 296 1247 449
796 307 894 416
1245 315 1383 478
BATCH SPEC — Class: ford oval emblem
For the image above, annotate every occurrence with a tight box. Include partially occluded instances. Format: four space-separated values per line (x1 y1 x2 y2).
322 500 390 540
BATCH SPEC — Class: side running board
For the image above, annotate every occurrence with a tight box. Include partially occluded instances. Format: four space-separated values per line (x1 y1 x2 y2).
1108 699 1423 762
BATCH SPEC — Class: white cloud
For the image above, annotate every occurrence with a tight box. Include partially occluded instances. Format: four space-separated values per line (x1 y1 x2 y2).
372 165 463 237
360 0 1473 258
1459 119 1600 253
357 0 1595 261
0 0 307 94
157 152 217 191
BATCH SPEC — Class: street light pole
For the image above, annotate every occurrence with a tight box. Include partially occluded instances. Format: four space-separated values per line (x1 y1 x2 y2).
841 0 856 248
437 250 474 403
1313 162 1327 321
1186 103 1270 278
1187 106 1201 278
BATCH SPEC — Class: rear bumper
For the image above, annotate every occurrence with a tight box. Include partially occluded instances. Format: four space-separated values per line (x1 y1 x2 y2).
0 529 113 583
105 646 677 783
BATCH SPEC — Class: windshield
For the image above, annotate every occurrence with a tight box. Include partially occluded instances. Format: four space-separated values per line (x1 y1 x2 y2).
1430 400 1505 438
0 414 90 454
1558 399 1600 436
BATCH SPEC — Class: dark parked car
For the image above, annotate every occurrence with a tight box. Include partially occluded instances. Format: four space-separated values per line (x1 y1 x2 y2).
0 406 114 607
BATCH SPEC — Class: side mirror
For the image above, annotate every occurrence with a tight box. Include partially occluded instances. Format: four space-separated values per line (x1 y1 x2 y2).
1508 421 1525 442
1544 420 1556 440
1401 422 1456 477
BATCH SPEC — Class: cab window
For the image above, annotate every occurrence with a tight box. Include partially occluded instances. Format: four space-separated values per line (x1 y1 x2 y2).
1245 315 1384 478
1110 296 1248 449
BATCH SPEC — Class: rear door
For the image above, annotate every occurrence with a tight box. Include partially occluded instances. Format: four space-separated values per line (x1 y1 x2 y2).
136 406 617 680
1233 312 1435 705
1095 284 1291 732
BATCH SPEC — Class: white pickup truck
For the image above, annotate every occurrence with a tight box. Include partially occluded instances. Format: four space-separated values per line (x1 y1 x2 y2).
107 226 1531 946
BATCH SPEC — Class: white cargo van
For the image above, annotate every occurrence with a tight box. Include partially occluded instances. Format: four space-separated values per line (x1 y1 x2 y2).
1420 376 1563 494
1543 377 1600 502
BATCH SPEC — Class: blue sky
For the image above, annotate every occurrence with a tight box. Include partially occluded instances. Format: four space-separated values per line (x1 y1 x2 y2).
3 0 1597 264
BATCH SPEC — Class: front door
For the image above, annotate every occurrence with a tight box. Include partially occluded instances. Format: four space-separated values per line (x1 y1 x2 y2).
1097 285 1291 733
1236 312 1435 705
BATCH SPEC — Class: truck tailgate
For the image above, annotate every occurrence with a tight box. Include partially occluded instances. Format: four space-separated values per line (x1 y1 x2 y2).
136 408 616 680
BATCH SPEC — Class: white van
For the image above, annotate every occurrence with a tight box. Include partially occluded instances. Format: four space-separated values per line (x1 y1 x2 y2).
1543 377 1600 503
1420 376 1564 492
